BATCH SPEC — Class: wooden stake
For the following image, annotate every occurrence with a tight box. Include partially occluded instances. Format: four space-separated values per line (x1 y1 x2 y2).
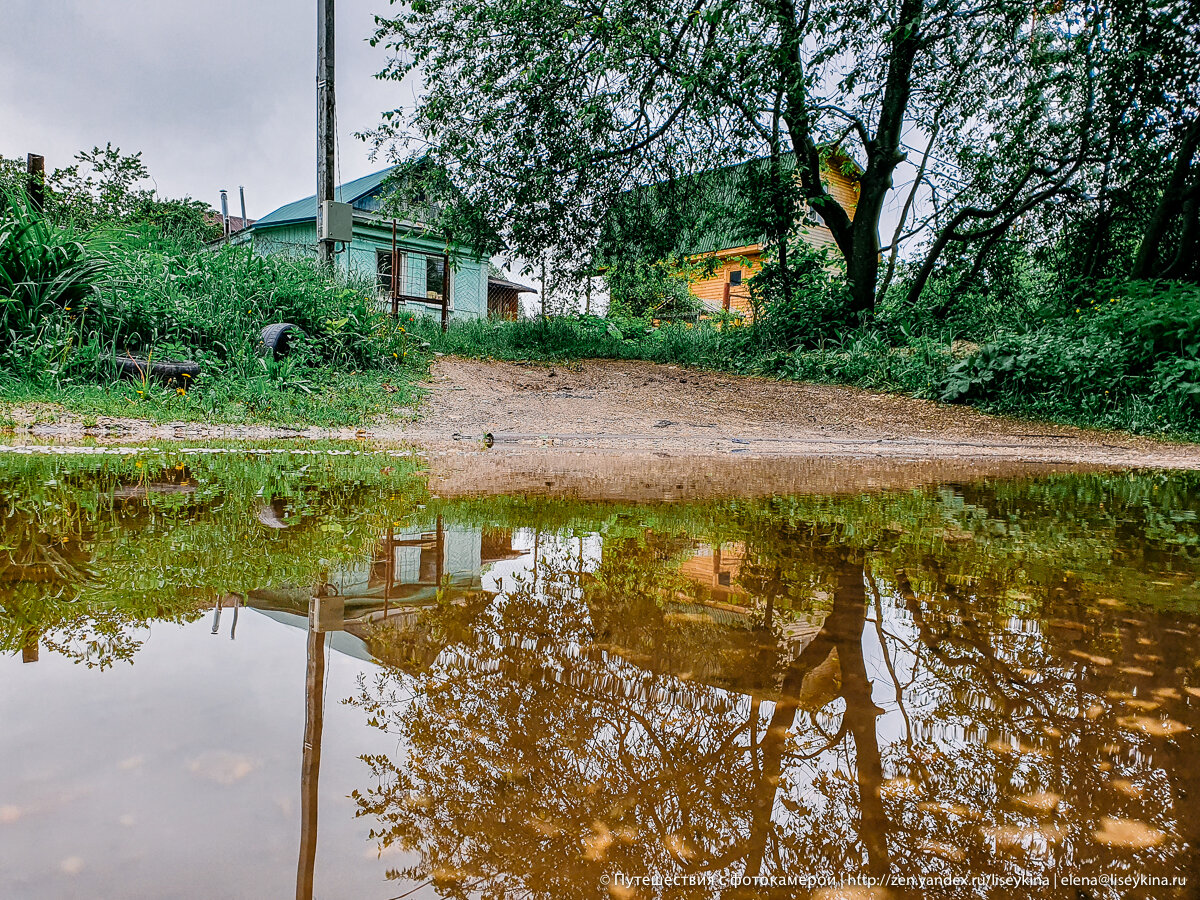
26 154 45 212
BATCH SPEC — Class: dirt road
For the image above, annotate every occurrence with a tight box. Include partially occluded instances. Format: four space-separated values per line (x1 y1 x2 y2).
401 357 1197 467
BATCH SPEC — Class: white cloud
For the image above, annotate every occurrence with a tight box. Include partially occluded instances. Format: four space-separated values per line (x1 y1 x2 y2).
0 0 417 219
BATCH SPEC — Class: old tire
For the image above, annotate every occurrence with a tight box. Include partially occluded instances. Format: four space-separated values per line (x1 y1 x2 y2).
110 356 201 386
258 323 305 359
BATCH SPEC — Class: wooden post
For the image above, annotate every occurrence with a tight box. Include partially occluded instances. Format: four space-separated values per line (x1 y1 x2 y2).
26 154 45 212
316 0 336 265
440 251 450 333
540 257 548 316
391 220 399 316
722 281 731 312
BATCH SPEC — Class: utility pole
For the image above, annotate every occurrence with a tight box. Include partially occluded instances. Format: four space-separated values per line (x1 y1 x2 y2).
316 0 336 265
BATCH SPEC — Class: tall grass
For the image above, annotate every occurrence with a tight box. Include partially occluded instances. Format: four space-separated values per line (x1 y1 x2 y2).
0 192 427 425
0 191 107 379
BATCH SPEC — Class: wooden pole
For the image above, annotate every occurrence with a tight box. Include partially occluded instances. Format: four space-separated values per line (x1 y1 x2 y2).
26 154 45 213
540 257 548 317
440 251 450 333
391 220 399 316
316 0 336 265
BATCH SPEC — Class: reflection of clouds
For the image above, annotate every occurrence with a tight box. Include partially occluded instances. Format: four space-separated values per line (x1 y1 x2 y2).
59 856 84 875
117 755 144 771
187 750 258 786
0 804 21 823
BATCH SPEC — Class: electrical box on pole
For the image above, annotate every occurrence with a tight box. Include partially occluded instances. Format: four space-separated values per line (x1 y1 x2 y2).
318 200 353 243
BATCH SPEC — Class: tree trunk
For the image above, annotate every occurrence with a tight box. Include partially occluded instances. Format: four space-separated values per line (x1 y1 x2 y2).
1133 117 1200 278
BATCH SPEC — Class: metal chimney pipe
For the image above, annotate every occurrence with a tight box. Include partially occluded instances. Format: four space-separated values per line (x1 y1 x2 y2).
219 190 230 236
238 186 247 230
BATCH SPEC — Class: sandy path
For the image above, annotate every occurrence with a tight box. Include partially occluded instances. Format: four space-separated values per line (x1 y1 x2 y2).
399 357 1198 469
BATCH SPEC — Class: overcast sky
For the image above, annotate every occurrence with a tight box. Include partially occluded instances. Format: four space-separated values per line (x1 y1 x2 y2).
1 0 416 220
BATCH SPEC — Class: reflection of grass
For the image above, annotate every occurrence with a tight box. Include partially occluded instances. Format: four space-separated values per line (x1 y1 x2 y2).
437 470 1200 615
0 446 429 665
3 454 1198 667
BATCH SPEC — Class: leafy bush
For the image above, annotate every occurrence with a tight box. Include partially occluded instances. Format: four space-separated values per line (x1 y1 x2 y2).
0 191 107 378
748 239 853 350
940 280 1200 433
604 257 701 320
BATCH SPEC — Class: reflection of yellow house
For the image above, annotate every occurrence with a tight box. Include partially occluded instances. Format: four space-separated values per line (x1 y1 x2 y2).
677 542 748 604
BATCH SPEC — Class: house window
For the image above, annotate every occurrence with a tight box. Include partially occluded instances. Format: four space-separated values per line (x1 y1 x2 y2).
729 270 742 285
425 256 445 300
376 250 393 294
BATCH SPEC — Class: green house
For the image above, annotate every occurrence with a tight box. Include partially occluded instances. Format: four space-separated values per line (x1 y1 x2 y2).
237 167 490 321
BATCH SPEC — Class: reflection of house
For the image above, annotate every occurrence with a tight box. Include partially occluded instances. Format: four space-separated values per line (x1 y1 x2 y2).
677 542 748 604
247 523 523 671
588 534 828 700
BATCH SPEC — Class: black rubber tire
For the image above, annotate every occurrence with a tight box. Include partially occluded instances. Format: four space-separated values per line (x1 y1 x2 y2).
109 356 201 385
258 322 305 359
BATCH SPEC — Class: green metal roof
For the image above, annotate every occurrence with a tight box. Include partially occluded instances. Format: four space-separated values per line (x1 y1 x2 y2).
251 167 397 228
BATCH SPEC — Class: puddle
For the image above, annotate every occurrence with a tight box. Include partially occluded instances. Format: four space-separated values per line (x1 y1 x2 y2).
1 446 1198 898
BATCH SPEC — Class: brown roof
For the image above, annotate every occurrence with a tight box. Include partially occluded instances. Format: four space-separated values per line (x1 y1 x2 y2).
204 210 256 234
487 276 536 293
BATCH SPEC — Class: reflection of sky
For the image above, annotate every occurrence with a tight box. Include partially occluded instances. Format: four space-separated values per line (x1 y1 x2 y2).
0 612 414 900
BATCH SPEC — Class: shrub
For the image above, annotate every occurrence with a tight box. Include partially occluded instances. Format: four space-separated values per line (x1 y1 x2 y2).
0 191 107 378
939 280 1200 433
746 239 853 351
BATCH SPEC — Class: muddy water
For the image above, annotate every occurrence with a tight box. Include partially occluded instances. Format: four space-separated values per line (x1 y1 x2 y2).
1 446 1198 899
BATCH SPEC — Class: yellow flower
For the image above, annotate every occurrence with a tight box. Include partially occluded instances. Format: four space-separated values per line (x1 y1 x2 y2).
177 388 187 396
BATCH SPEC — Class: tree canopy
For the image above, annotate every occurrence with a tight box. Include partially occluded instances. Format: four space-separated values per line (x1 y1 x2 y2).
368 0 1199 315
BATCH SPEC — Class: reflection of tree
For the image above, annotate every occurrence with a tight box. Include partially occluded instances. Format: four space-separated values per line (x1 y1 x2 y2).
352 480 1200 900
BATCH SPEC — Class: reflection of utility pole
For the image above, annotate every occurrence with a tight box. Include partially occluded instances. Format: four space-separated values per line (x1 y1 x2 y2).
295 588 341 900
435 515 445 593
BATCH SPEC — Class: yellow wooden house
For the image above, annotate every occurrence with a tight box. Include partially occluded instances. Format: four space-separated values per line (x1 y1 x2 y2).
682 151 861 318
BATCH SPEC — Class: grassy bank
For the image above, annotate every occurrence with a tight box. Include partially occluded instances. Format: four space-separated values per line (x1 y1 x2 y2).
0 191 429 427
410 279 1200 441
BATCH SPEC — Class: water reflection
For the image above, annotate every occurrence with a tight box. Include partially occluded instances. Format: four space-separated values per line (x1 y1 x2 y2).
1 450 1198 898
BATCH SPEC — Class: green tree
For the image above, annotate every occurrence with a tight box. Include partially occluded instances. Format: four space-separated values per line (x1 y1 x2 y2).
370 0 1162 318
